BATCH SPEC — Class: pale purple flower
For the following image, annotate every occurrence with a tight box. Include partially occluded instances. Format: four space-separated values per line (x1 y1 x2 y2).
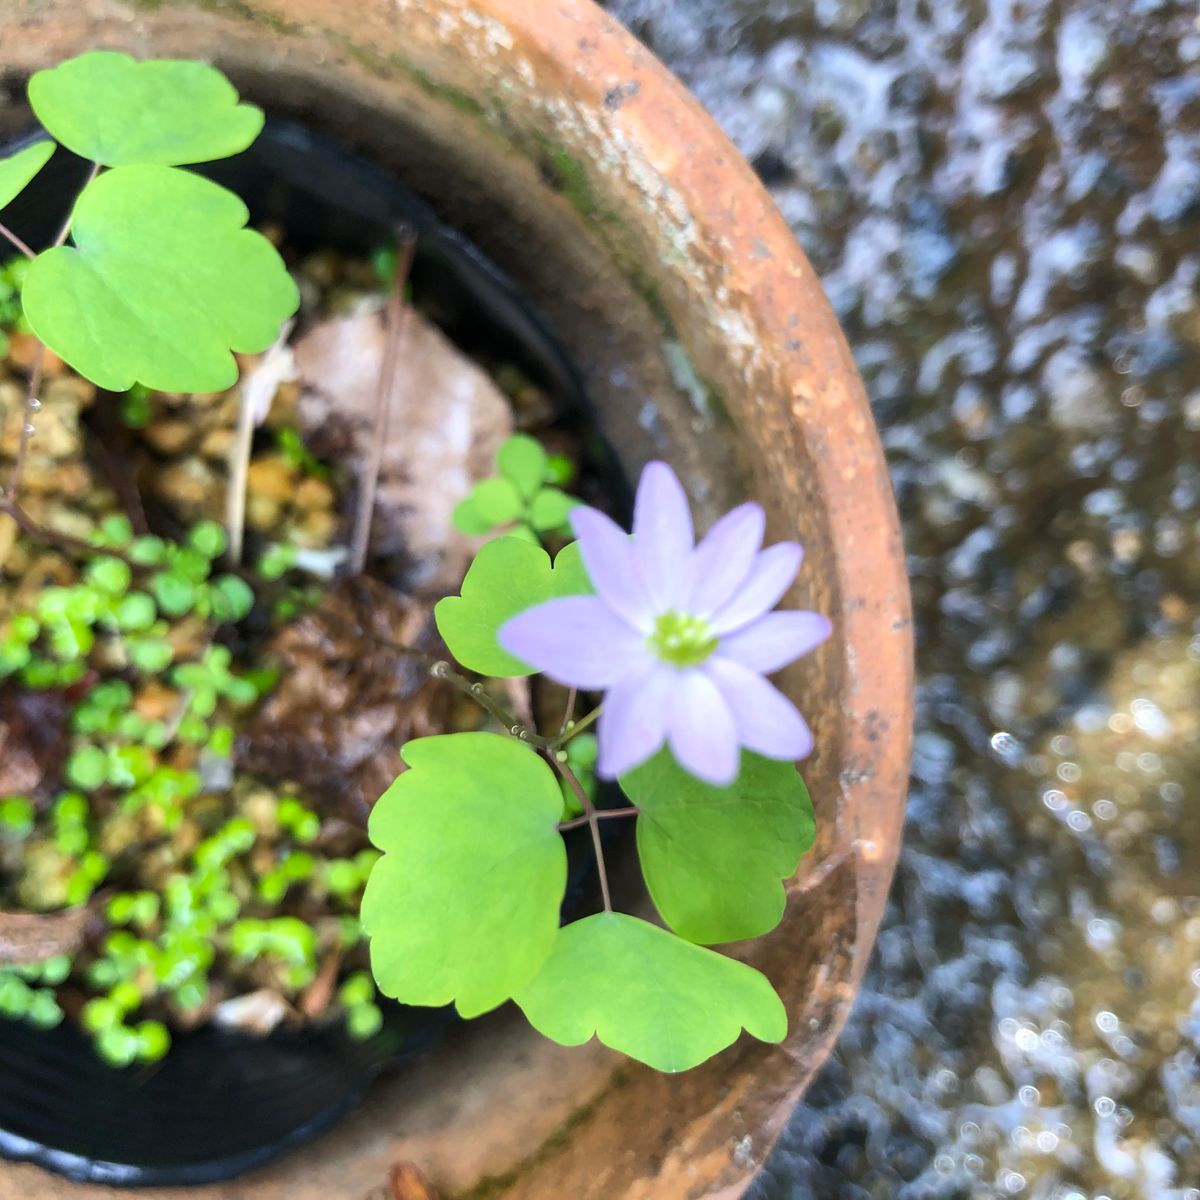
498 461 831 787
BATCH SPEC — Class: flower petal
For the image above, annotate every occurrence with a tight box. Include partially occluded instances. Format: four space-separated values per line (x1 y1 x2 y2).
499 596 649 688
569 506 655 630
707 657 814 760
708 542 804 634
718 611 832 674
686 502 765 618
667 669 739 786
595 663 673 778
632 461 694 611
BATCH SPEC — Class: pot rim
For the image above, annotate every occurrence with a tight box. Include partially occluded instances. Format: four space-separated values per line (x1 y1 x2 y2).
0 2 914 1196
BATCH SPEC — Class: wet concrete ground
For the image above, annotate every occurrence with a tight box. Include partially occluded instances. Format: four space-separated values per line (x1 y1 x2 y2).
607 1 1200 1196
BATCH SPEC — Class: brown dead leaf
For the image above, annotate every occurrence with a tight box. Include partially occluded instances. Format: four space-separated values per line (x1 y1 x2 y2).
0 907 89 965
0 685 72 798
238 577 452 825
293 309 512 595
389 1163 441 1200
299 949 342 1020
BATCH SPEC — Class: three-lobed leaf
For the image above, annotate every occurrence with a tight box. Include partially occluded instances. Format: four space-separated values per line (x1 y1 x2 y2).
435 537 592 677
361 733 567 1018
514 912 787 1072
622 750 816 945
29 51 263 167
0 141 55 212
22 165 299 392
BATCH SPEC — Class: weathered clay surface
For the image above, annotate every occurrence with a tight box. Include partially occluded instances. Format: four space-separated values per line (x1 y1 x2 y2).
0 3 911 1198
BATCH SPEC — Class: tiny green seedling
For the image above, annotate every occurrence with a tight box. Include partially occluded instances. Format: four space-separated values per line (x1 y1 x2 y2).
453 433 579 544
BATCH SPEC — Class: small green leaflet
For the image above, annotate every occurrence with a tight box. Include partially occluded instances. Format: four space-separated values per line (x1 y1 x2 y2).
496 433 548 500
622 750 816 945
514 913 787 1072
435 537 592 677
0 141 55 212
452 434 579 539
22 165 300 392
361 733 567 1018
28 51 264 167
527 487 577 533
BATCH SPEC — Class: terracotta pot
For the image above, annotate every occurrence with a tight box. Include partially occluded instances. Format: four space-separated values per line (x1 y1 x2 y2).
0 2 912 1197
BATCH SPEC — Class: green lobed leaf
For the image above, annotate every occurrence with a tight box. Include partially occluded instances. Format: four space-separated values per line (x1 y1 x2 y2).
497 433 549 500
527 486 579 533
361 733 567 1018
22 165 299 392
0 141 55 212
28 51 263 167
451 496 495 536
622 750 816 945
468 476 523 526
434 537 592 677
514 913 787 1072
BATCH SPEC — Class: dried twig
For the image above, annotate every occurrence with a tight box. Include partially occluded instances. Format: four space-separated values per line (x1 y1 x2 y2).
227 320 296 564
348 227 417 576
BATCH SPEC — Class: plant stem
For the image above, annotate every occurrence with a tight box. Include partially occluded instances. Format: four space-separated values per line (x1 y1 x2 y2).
2 163 98 511
0 222 35 261
557 807 637 832
3 340 45 507
550 703 601 747
319 603 619 911
549 753 612 912
427 659 541 737
557 687 577 737
348 226 417 577
54 163 98 248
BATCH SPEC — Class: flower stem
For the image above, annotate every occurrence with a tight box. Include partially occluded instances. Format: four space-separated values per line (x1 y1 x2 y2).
558 687 577 737
549 703 601 748
550 754 612 912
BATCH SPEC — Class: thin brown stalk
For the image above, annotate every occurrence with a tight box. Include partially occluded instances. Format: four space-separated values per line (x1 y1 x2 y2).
54 162 99 248
0 222 35 261
557 807 637 832
0 497 139 567
550 703 601 747
3 341 45 506
550 754 612 911
348 227 418 576
2 161 99 509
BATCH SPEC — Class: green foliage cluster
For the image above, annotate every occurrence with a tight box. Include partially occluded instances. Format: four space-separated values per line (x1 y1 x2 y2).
0 518 382 1065
0 516 250 689
0 50 298 394
0 50 396 1072
452 434 578 544
0 955 69 1031
365 538 816 1072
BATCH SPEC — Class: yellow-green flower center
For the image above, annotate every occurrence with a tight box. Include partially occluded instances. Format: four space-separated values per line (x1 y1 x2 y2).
648 610 718 668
